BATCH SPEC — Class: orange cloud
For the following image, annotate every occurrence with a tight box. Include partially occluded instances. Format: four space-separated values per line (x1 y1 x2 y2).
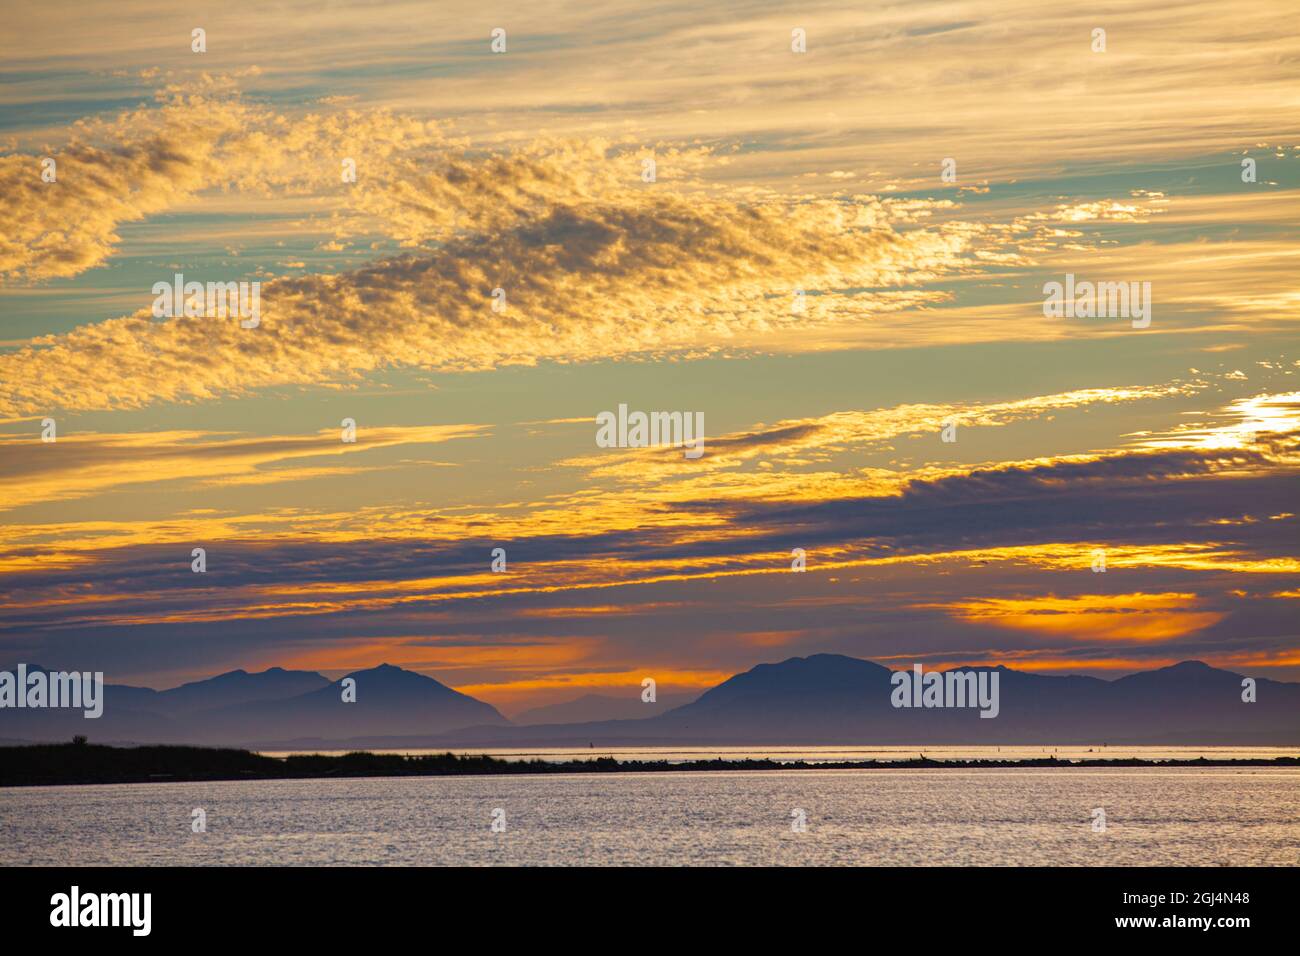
0 424 487 511
943 592 1226 642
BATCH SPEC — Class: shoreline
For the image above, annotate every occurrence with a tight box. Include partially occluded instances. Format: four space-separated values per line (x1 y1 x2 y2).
3 742 1299 788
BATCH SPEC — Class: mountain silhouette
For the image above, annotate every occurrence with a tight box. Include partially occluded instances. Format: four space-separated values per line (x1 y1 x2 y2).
0 662 505 745
211 663 507 741
158 666 330 714
395 654 1300 748
2 654 1296 748
641 654 1298 745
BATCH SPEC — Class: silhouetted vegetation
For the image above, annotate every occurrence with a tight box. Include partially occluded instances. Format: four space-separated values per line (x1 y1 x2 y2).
1 742 1297 787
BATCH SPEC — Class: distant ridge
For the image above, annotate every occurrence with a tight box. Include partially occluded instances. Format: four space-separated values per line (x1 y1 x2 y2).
0 662 506 746
3 654 1297 748
373 654 1300 750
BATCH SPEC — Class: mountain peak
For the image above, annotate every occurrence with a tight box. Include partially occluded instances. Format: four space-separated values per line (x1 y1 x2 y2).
344 662 416 679
1120 660 1233 681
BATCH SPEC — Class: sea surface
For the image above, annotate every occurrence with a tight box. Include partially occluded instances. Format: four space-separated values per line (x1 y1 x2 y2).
3 757 1298 866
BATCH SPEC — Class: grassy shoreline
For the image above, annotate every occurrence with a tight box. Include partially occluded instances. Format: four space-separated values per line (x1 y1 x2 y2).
2 742 1299 787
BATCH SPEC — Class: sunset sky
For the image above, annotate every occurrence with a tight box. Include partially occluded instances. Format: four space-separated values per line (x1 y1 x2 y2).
1 0 1297 715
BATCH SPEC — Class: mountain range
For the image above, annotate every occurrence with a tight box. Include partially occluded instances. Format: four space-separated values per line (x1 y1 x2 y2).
2 654 1297 749
0 662 505 747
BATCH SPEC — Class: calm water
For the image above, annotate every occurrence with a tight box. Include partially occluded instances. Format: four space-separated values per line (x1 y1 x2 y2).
3 767 1298 865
